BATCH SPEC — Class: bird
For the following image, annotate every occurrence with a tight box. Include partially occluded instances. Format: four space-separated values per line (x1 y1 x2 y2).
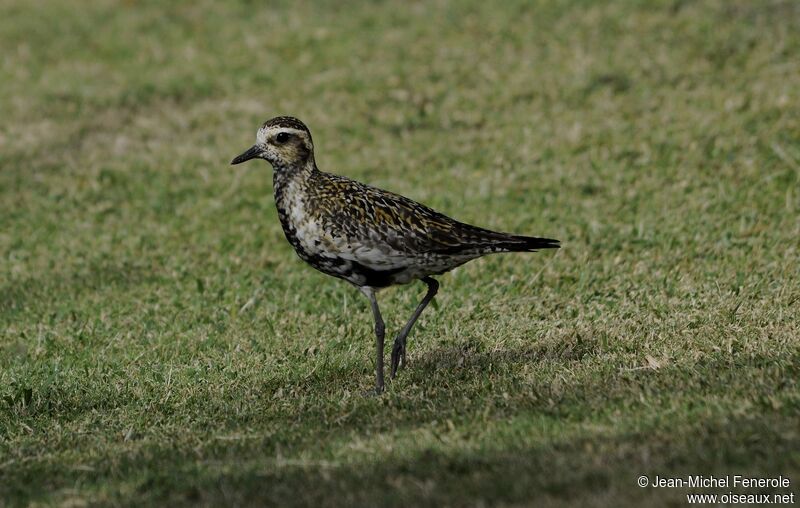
231 116 559 394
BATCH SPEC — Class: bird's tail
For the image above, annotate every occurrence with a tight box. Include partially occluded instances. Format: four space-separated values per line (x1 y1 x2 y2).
495 234 560 252
432 223 560 255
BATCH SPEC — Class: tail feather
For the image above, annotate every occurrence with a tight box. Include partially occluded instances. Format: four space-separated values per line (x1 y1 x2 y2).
432 227 561 255
497 234 561 252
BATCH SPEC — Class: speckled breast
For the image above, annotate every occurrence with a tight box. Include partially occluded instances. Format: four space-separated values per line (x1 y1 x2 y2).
273 173 362 283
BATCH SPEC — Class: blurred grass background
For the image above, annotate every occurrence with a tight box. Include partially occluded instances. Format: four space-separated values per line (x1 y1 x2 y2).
1 0 798 506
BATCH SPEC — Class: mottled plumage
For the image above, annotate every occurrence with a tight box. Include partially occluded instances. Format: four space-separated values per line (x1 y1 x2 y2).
232 116 560 393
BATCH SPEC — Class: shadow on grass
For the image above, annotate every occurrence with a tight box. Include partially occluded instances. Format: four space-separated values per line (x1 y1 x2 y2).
179 412 797 507
3 337 796 506
18 335 793 432
3 408 797 507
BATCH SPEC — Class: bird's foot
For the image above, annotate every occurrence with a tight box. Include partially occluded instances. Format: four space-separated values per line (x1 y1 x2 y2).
390 337 407 379
362 386 383 397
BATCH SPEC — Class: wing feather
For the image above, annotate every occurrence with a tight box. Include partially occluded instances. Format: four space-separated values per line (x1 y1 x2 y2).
306 171 554 271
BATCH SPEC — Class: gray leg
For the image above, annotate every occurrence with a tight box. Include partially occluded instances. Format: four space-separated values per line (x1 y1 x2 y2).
391 277 439 379
361 286 385 394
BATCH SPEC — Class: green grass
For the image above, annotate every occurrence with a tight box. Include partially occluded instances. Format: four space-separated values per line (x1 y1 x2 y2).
1 0 799 505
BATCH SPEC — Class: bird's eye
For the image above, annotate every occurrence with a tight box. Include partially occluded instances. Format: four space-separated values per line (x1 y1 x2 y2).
275 132 290 143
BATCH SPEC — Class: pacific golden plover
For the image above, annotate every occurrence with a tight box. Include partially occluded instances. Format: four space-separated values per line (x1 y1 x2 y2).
231 116 559 393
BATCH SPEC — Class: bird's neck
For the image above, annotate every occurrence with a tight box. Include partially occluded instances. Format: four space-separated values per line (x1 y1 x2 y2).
273 161 317 211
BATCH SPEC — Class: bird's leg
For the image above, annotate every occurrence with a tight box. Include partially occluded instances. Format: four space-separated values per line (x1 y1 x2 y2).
361 287 385 394
391 277 439 379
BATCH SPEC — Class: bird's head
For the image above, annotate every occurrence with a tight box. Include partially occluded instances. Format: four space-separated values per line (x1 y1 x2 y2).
231 116 315 171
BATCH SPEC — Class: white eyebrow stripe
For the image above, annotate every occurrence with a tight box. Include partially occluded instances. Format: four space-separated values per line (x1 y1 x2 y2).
273 127 307 137
257 127 308 144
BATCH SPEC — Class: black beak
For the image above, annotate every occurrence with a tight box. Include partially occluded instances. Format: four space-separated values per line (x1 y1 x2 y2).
231 145 262 165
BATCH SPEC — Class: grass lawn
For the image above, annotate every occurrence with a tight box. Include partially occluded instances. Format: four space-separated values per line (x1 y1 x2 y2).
1 0 798 505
